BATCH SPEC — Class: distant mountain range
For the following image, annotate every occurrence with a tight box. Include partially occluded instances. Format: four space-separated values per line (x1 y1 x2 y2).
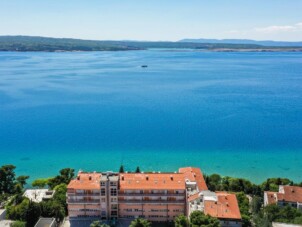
1 36 302 52
179 39 302 47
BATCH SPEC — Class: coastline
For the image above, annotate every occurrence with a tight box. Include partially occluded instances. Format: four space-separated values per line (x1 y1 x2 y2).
2 148 301 184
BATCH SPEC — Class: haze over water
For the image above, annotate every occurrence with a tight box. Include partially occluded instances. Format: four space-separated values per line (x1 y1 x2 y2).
0 50 302 183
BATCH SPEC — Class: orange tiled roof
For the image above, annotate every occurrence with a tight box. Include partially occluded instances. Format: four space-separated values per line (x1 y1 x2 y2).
188 192 200 202
280 186 302 203
67 172 101 190
265 186 302 205
179 167 208 191
119 173 186 190
204 192 241 220
265 191 278 205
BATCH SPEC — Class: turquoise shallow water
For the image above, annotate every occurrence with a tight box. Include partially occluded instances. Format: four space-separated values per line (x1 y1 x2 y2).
0 50 302 183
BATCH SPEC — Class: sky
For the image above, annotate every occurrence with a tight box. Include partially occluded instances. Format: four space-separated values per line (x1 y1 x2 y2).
1 0 302 41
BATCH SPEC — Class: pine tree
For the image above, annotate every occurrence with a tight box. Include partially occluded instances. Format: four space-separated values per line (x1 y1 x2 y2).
119 165 124 173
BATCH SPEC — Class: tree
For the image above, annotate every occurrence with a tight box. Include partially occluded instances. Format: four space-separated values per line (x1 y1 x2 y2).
190 211 221 227
16 176 29 188
90 221 110 227
129 218 151 227
0 164 16 194
119 165 124 173
25 201 41 227
11 221 26 227
251 196 262 214
32 178 49 188
6 198 29 221
135 166 141 173
48 168 74 189
39 183 67 222
174 214 189 227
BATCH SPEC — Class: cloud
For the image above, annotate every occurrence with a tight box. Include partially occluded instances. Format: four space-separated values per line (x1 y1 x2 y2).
254 25 296 33
227 22 302 35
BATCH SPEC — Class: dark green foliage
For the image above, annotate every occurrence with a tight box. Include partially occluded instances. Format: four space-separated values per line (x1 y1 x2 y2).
135 166 141 173
260 178 291 192
16 176 30 188
40 183 67 221
251 196 262 214
6 198 30 221
0 165 17 194
90 221 110 227
257 204 302 224
47 168 74 189
32 178 49 188
119 165 125 173
235 192 252 227
205 174 261 196
11 221 26 227
25 201 41 227
174 214 189 227
129 218 152 227
189 211 221 227
40 200 65 222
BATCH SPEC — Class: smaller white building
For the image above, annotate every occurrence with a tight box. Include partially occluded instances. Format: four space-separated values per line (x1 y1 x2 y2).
23 189 55 203
272 222 302 227
0 209 7 220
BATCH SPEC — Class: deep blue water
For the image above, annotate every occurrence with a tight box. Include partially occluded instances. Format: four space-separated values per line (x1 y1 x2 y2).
0 50 302 183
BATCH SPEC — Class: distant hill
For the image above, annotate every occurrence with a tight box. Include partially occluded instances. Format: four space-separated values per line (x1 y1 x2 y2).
1 36 302 52
0 36 143 51
179 38 302 47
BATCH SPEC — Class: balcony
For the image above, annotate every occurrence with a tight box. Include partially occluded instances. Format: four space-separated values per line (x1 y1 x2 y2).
119 193 185 197
68 199 100 204
68 192 100 196
118 199 185 204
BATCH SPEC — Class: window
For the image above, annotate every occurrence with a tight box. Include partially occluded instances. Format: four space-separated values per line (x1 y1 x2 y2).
110 182 117 186
101 182 105 186
110 188 117 196
101 188 106 196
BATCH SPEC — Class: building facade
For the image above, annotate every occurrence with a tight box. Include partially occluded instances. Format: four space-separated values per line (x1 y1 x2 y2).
67 167 242 225
264 185 302 210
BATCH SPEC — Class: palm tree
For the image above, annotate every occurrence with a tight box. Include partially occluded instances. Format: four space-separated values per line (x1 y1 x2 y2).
90 221 110 227
129 218 151 227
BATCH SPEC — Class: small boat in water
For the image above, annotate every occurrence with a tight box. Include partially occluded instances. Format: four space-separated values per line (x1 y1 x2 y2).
141 65 148 68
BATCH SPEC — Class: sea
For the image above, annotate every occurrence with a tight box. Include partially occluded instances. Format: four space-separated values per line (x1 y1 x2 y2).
0 50 301 184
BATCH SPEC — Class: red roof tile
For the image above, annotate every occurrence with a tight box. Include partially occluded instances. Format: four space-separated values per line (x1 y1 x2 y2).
67 172 101 190
204 192 241 220
280 186 302 203
119 173 186 190
265 186 302 205
179 167 208 191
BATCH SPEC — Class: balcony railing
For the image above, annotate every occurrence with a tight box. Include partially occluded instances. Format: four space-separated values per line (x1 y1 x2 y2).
119 193 185 197
68 192 100 196
68 199 100 204
118 199 185 204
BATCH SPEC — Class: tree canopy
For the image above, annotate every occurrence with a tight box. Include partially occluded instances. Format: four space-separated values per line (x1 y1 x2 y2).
129 218 152 227
190 211 221 227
